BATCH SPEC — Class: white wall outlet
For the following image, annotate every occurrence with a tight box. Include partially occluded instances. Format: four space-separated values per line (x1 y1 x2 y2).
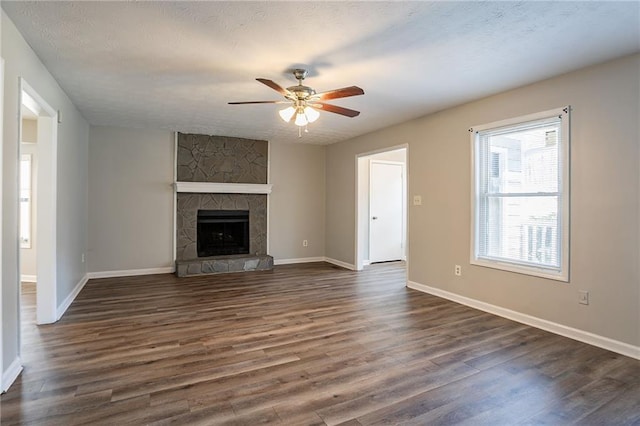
454 265 462 276
413 195 422 206
81 253 85 263
578 290 589 305
303 240 308 247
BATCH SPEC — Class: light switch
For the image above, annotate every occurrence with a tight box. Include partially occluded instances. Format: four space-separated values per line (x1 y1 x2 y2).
413 195 422 206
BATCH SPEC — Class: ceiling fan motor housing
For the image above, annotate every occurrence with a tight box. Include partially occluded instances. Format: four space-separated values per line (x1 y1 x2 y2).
292 68 308 81
287 85 316 101
287 69 316 101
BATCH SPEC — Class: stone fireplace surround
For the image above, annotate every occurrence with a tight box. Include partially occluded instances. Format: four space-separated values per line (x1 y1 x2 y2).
174 134 273 277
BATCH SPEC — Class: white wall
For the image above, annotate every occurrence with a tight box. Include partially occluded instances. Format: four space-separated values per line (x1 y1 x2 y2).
2 11 89 382
88 126 174 273
326 54 640 348
269 141 325 262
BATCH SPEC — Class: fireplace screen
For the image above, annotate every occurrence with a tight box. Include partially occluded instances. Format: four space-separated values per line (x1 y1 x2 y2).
197 210 250 257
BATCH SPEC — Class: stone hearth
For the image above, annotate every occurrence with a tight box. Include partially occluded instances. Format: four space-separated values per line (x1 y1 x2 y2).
176 254 273 277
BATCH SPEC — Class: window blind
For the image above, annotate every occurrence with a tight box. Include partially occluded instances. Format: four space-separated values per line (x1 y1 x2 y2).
475 115 563 271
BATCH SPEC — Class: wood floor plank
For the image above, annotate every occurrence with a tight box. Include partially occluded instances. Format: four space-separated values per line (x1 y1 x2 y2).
521 376 630 425
3 263 639 425
577 383 640 425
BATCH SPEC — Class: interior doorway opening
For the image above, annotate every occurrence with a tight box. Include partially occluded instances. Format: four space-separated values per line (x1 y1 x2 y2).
18 79 58 334
355 146 407 272
20 101 38 289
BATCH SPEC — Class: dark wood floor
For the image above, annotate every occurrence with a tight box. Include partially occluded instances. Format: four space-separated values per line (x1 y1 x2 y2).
2 262 639 425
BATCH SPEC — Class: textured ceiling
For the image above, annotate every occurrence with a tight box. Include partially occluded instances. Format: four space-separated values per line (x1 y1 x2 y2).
3 1 639 145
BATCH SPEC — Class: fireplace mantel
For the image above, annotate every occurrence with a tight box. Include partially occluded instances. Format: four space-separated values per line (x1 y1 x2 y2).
174 182 272 194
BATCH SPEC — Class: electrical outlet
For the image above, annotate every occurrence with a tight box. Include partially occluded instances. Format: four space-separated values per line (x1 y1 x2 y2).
81 253 85 263
413 195 422 206
303 240 308 247
454 265 462 276
578 290 589 305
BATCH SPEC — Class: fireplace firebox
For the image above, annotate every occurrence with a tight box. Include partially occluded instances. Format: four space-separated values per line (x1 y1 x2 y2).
197 210 250 257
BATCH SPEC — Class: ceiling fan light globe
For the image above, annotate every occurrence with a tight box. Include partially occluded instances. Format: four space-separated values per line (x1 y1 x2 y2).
304 106 320 123
278 106 296 122
294 112 308 127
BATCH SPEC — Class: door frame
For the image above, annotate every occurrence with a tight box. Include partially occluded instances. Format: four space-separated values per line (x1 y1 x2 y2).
18 78 58 326
0 57 4 391
354 144 408 272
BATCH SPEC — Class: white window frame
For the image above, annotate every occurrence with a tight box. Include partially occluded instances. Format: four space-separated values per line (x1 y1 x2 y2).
470 106 570 282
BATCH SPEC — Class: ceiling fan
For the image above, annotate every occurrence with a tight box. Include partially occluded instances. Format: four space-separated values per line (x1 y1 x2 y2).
229 69 364 135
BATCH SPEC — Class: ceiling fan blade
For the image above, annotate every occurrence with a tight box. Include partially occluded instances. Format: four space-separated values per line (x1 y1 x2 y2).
228 100 286 104
314 86 364 101
256 78 289 96
314 102 360 117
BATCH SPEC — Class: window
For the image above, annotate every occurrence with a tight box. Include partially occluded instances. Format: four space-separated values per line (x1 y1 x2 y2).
20 154 32 249
471 107 570 281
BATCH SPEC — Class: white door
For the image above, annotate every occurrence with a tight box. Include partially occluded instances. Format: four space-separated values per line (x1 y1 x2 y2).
369 161 404 263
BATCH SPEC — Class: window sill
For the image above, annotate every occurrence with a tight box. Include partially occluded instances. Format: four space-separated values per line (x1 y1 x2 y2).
471 257 568 282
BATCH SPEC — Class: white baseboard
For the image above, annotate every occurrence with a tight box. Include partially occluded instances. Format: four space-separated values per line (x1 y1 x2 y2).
2 357 23 393
407 281 640 360
324 257 356 271
56 268 175 319
20 274 37 283
274 257 326 265
274 256 357 270
363 260 371 266
56 274 89 320
87 266 175 279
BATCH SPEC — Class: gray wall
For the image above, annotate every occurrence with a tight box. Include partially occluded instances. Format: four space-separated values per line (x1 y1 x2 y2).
269 141 326 261
326 54 640 347
87 129 327 270
2 11 89 377
88 126 174 272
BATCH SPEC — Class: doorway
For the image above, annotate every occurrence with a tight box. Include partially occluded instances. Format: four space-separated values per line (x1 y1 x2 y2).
20 108 38 283
355 146 407 271
18 79 58 328
369 160 404 263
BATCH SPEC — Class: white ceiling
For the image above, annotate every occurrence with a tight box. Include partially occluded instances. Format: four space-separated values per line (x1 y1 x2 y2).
3 1 639 145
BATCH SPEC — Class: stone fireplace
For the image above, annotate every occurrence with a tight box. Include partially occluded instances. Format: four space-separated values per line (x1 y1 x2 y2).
175 133 273 277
